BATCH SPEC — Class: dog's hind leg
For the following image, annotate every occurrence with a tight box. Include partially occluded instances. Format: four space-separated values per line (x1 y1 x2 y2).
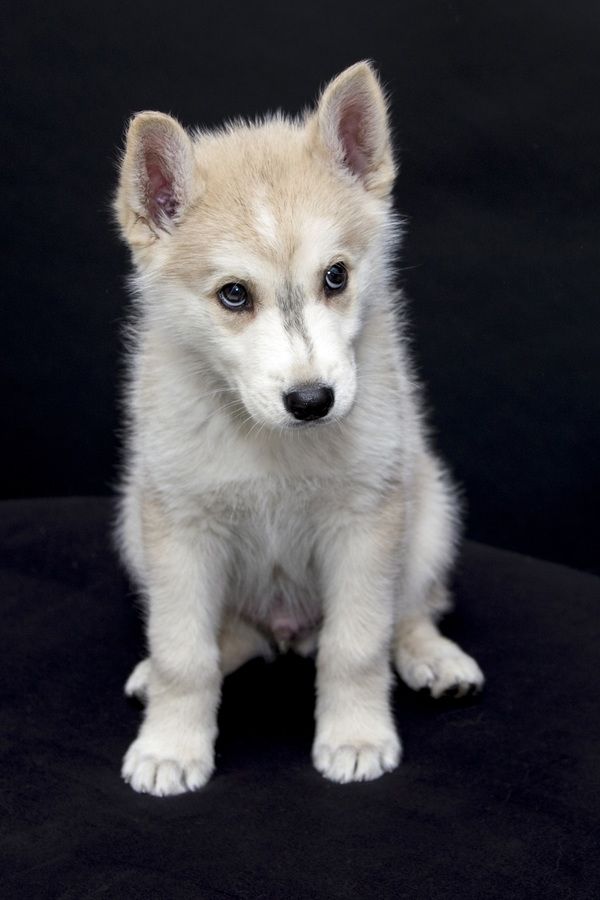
124 616 273 702
124 657 152 701
219 614 274 676
393 452 484 698
395 614 484 698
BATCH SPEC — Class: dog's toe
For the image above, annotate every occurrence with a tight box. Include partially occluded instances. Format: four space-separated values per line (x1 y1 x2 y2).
399 646 484 699
122 737 214 796
313 737 401 784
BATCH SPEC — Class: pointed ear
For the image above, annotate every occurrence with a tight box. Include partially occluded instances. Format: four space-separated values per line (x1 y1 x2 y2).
311 61 396 198
115 111 199 247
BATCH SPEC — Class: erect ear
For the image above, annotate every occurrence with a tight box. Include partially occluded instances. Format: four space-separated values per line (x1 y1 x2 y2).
311 61 396 198
115 111 199 247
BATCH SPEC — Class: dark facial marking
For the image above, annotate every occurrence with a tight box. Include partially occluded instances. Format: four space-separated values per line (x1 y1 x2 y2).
276 280 312 351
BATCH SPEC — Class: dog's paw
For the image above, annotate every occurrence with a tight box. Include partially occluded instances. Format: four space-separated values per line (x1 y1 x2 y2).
313 735 401 784
122 736 214 796
398 642 484 699
124 658 151 701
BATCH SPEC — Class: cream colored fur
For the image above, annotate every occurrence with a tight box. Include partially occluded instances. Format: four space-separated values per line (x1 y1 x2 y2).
114 61 484 796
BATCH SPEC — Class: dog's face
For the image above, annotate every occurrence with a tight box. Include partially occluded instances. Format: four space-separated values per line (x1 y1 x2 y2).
115 63 396 429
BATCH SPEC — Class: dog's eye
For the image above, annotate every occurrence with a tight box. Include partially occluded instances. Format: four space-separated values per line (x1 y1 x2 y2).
218 282 251 311
324 263 348 293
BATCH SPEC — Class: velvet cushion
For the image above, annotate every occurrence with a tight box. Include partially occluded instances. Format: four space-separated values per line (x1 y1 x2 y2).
1 497 598 898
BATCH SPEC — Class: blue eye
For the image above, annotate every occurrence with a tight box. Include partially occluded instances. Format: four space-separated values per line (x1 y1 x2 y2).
324 262 348 293
218 282 251 310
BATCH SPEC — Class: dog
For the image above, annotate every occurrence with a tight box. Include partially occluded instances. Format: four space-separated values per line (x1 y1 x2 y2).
114 61 484 796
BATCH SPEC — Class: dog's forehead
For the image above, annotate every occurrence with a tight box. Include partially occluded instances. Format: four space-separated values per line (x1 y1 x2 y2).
173 124 376 285
199 184 365 283
241 197 344 272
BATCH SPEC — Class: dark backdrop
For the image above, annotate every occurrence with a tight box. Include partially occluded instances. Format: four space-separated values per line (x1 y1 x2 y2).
3 0 599 573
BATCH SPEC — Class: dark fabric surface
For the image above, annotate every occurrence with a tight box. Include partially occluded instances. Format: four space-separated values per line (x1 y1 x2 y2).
1 496 599 898
3 1 600 573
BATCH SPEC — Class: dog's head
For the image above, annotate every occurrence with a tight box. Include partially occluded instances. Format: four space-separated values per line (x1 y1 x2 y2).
115 62 397 430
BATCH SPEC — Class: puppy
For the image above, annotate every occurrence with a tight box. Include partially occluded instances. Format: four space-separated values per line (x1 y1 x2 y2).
114 61 484 796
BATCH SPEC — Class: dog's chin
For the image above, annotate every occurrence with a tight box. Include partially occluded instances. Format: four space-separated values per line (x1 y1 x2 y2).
249 415 335 432
286 416 336 430
241 407 339 433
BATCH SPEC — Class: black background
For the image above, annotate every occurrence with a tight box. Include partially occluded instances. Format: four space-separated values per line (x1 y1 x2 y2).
3 0 599 572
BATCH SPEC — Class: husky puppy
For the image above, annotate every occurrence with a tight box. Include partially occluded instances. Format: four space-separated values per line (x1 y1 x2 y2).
114 61 484 796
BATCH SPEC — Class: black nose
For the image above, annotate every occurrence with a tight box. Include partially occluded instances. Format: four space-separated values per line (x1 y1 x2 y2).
283 384 335 421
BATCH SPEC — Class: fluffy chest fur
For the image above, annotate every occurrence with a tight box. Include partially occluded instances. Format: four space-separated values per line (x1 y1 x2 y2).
123 306 419 642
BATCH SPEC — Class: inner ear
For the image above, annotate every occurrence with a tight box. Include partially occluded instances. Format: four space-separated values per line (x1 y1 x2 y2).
314 62 395 197
144 146 181 223
116 111 197 243
138 122 191 228
337 94 373 180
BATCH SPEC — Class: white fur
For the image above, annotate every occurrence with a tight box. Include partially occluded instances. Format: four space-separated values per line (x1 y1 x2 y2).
252 196 279 249
114 62 484 796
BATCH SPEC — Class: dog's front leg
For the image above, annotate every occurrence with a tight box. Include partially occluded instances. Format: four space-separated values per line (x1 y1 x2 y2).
313 516 402 783
122 498 226 796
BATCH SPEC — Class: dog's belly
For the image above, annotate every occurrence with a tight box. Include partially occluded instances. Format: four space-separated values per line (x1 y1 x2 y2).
236 567 322 649
249 590 322 647
229 549 322 648
222 479 326 647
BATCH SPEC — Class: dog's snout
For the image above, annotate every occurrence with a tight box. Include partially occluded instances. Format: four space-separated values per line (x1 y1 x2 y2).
283 384 335 421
